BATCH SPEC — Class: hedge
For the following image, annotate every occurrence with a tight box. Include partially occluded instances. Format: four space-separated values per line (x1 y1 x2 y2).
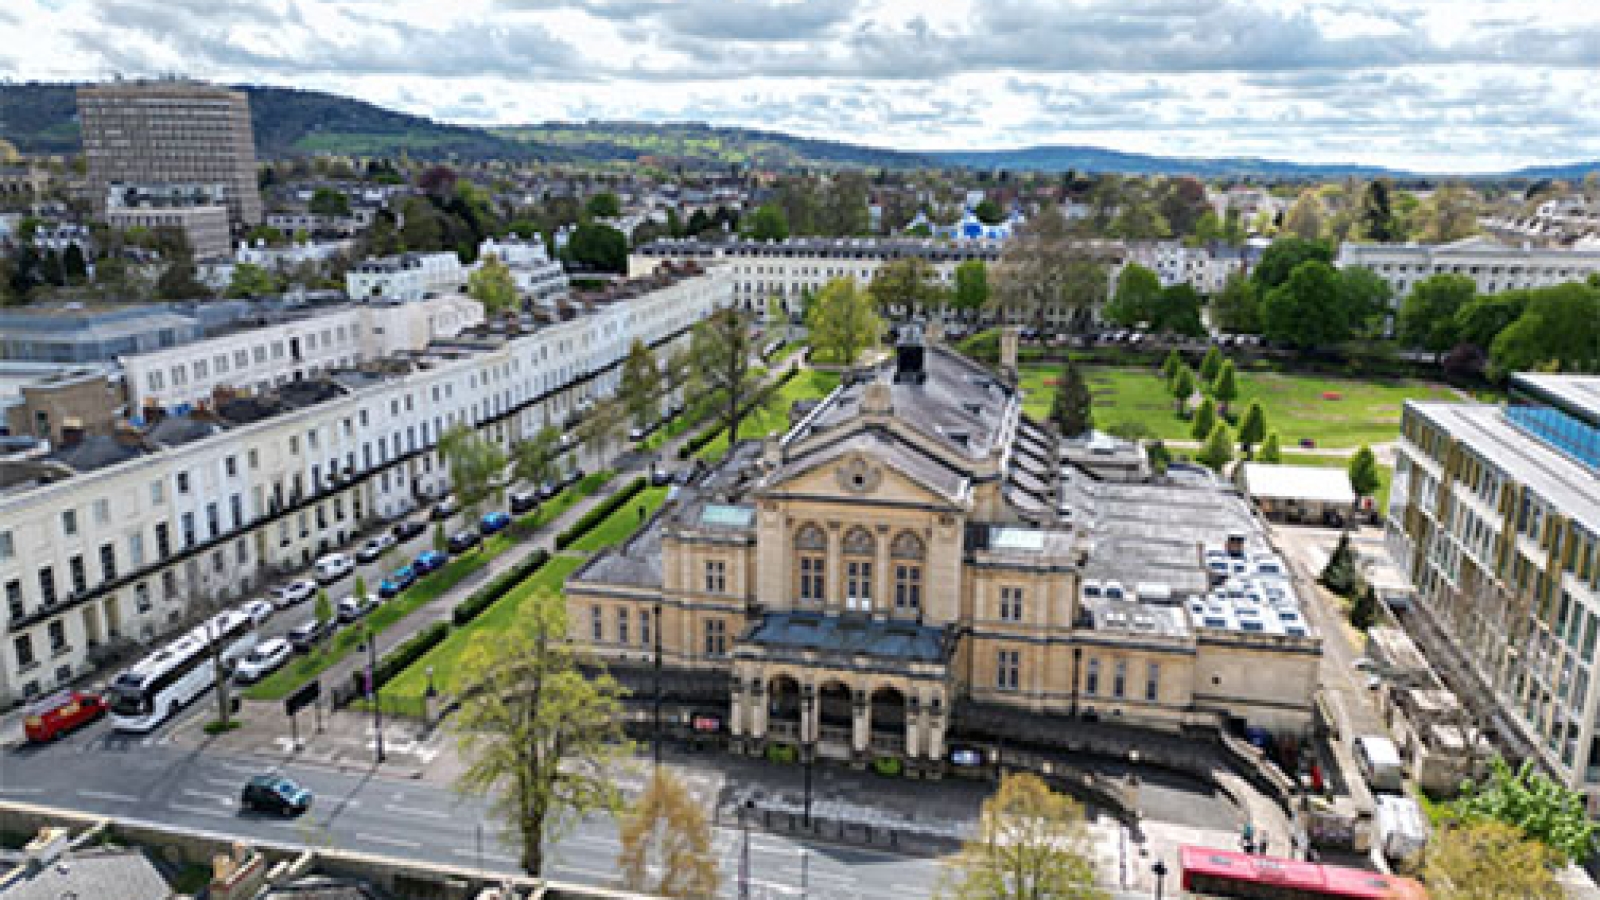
451 548 550 627
554 477 648 550
677 368 800 460
370 620 450 691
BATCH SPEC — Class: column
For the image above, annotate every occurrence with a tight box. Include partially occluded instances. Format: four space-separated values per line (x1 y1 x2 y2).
873 535 891 621
852 688 870 755
927 693 947 762
826 528 841 614
748 677 768 739
730 675 746 738
906 694 922 759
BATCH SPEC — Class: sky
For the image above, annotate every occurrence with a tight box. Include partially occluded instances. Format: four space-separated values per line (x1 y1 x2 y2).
4 0 1600 173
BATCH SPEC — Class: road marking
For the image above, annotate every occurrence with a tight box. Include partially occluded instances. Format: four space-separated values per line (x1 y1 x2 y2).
382 803 449 820
450 847 518 866
0 787 44 795
167 802 233 820
550 862 617 883
202 776 239 788
181 787 233 805
76 789 140 803
356 832 422 850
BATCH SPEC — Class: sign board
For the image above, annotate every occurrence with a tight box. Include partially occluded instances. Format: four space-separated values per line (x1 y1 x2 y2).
691 714 722 733
284 680 321 717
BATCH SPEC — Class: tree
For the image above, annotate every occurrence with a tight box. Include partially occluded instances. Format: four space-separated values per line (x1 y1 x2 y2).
617 769 720 897
1262 261 1350 349
1359 179 1398 242
991 205 1107 332
1424 819 1563 900
1252 237 1333 292
690 307 763 450
439 424 508 520
747 203 789 241
453 588 628 876
1282 190 1326 240
469 254 519 317
226 262 279 299
1399 274 1476 356
155 255 207 300
513 425 563 491
1211 273 1262 334
1051 361 1093 437
1190 397 1218 441
576 397 626 465
1339 266 1395 340
1416 183 1482 243
314 589 333 629
1159 176 1211 237
399 195 445 251
1197 422 1234 472
1320 532 1359 596
867 257 941 320
1489 282 1600 377
942 773 1105 900
1348 445 1381 503
1237 401 1267 456
972 198 1004 225
561 223 628 273
807 277 882 367
1451 757 1599 864
585 192 621 219
618 339 662 430
820 171 871 236
1198 346 1224 385
1154 284 1205 336
309 188 351 217
1455 291 1529 350
1103 263 1161 327
1160 349 1183 381
1211 360 1240 416
1170 367 1196 415
952 259 989 311
1350 584 1379 630
61 244 87 283
1259 431 1283 463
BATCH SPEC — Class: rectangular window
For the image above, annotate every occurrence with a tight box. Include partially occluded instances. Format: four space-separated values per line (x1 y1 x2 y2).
1146 663 1160 702
150 480 165 504
181 512 196 547
68 556 86 595
5 580 22 620
135 583 151 613
225 456 238 477
0 530 11 563
846 560 873 607
705 560 727 594
14 634 35 669
704 619 727 656
92 498 110 525
48 620 66 653
176 472 190 494
99 544 116 583
1086 658 1100 696
1113 660 1127 699
155 523 171 559
799 556 825 602
618 608 630 644
641 606 652 647
895 564 922 611
997 649 1020 690
591 606 604 642
999 586 1024 621
61 509 78 537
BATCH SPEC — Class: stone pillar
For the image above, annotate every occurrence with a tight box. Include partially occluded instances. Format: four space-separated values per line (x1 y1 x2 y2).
730 677 746 738
852 689 870 759
1000 326 1020 383
826 527 841 614
748 677 768 740
873 535 891 621
906 694 922 759
927 692 947 762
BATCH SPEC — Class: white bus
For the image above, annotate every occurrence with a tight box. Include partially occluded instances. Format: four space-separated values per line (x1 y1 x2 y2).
107 610 257 732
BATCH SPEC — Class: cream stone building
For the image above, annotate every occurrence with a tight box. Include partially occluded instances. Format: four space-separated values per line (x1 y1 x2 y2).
567 331 1321 772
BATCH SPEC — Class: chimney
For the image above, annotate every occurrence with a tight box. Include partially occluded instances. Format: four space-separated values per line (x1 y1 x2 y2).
208 843 267 900
861 381 893 416
59 418 85 449
893 324 927 385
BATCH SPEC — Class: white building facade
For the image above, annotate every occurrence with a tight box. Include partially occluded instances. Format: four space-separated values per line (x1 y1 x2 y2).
1337 238 1600 300
345 252 465 302
477 237 569 303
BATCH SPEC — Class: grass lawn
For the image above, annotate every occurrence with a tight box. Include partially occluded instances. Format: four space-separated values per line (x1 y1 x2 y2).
569 486 671 552
242 473 611 701
696 369 841 461
383 555 586 700
1021 364 1455 450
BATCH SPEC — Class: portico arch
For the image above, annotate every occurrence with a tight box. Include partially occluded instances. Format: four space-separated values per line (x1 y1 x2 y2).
767 674 802 742
869 685 907 753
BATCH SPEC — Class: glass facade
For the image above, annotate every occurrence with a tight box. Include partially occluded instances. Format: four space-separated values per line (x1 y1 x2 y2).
1508 381 1600 471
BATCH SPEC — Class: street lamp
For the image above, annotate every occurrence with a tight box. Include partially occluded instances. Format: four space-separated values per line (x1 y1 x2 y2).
358 626 385 764
801 684 816 827
653 599 663 767
738 798 755 900
1152 859 1168 900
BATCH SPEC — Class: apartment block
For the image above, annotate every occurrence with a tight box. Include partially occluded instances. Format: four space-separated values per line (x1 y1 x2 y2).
1337 237 1600 299
345 252 464 302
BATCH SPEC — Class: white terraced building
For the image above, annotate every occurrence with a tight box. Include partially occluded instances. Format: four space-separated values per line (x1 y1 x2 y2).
0 265 731 705
1336 237 1600 300
477 237 570 303
345 252 465 302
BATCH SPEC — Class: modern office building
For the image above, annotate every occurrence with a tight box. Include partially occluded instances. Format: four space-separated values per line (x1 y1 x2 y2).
1387 374 1600 806
76 80 263 228
105 204 231 260
567 330 1321 771
0 264 731 704
1337 237 1600 300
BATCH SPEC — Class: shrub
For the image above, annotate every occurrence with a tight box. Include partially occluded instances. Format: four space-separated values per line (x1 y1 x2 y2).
871 756 904 777
451 549 550 626
958 328 1001 364
555 478 648 550
371 621 450 690
766 743 798 764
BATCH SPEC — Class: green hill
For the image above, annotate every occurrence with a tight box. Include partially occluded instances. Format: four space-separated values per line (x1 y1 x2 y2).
491 121 928 169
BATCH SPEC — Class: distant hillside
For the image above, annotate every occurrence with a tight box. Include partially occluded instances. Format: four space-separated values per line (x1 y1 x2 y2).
1502 160 1600 181
927 145 1404 179
491 121 930 170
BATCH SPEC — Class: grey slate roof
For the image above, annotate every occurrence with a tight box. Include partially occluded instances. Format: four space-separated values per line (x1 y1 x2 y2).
46 434 146 472
0 848 172 900
743 612 951 663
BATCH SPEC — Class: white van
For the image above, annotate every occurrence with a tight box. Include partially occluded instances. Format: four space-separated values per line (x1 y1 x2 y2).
1354 734 1404 793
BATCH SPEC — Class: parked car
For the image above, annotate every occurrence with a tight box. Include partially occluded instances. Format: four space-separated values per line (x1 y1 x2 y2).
379 565 417 598
563 468 586 489
537 480 561 500
448 529 482 553
23 691 107 743
430 497 460 521
234 638 293 684
413 551 448 574
628 426 648 442
239 598 275 626
269 579 317 609
287 620 328 653
356 533 396 564
480 511 512 535
650 467 673 487
337 594 379 623
392 519 427 543
240 775 313 816
509 490 539 514
314 553 355 585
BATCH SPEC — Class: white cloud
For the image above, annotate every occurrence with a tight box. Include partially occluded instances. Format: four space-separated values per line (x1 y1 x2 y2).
2 0 1598 171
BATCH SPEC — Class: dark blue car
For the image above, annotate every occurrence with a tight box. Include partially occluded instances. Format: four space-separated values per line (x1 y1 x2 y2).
378 564 417 598
414 551 448 574
480 511 512 535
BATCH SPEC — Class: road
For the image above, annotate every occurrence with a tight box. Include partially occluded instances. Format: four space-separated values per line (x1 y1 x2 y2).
1 714 943 899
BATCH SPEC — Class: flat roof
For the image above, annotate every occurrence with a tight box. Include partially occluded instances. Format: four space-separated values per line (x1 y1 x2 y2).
1239 462 1355 506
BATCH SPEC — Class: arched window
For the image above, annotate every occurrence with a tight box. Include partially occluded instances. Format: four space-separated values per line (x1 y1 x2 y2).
795 524 826 604
842 527 875 611
891 531 924 613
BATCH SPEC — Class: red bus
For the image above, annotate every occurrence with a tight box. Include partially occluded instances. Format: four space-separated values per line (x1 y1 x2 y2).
1180 845 1428 900
23 690 107 742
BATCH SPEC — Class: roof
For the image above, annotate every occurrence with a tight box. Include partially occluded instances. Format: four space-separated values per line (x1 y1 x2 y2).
1238 463 1355 506
0 847 172 900
46 434 146 472
743 612 951 664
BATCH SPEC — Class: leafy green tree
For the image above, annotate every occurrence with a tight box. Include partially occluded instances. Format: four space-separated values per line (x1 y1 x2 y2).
61 244 87 283
1155 283 1205 336
363 212 402 257
1451 757 1600 864
1350 584 1378 630
1339 266 1395 340
1282 190 1325 240
513 426 562 491
1237 401 1267 456
1104 263 1161 327
691 307 764 448
469 254 519 316
942 773 1106 900
807 277 882 366
561 223 628 273
225 262 278 299
617 769 720 898
1160 348 1183 381
1489 282 1600 377
398 195 445 251
1262 260 1350 349
1211 273 1262 334
1416 183 1482 243
973 198 1005 225
747 203 789 241
314 589 333 628
1400 274 1476 356
867 257 941 320
1170 367 1196 415
820 171 871 236
1197 422 1234 472
952 259 989 311
1320 532 1359 596
584 192 621 219
991 205 1106 333
576 397 626 464
155 255 208 300
1259 431 1283 463
1159 176 1210 238
439 424 508 520
309 188 351 217
1252 237 1333 291
453 588 628 876
1424 819 1563 900
1191 209 1224 245
1190 397 1218 441
1146 440 1172 476
1359 179 1398 242
1348 445 1382 502
1198 346 1224 384
1455 291 1529 350
618 339 662 430
1051 361 1093 437
1211 360 1240 416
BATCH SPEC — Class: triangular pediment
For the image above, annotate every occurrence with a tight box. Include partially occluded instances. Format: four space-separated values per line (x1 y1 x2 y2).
764 429 968 506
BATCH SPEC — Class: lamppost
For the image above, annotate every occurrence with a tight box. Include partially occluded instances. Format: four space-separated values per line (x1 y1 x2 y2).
358 626 385 764
1070 646 1082 718
1152 859 1168 900
738 798 754 900
801 683 816 827
653 598 663 767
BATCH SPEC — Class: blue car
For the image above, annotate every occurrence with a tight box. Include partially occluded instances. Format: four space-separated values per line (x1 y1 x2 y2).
414 551 448 574
378 565 417 598
480 511 512 535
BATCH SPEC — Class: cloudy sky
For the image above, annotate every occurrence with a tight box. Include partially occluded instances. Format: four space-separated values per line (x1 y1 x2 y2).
5 0 1600 172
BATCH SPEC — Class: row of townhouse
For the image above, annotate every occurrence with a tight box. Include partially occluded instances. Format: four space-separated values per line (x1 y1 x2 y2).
0 264 732 705
1336 237 1600 300
345 252 465 302
1118 240 1263 296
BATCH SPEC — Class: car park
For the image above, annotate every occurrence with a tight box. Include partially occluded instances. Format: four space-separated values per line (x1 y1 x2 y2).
414 551 448 574
234 638 293 684
448 529 482 553
239 598 275 626
337 594 380 623
240 775 313 816
391 519 427 543
378 565 417 598
23 691 107 743
269 579 317 609
356 533 396 563
509 490 539 514
287 620 328 653
314 553 354 584
430 497 460 521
